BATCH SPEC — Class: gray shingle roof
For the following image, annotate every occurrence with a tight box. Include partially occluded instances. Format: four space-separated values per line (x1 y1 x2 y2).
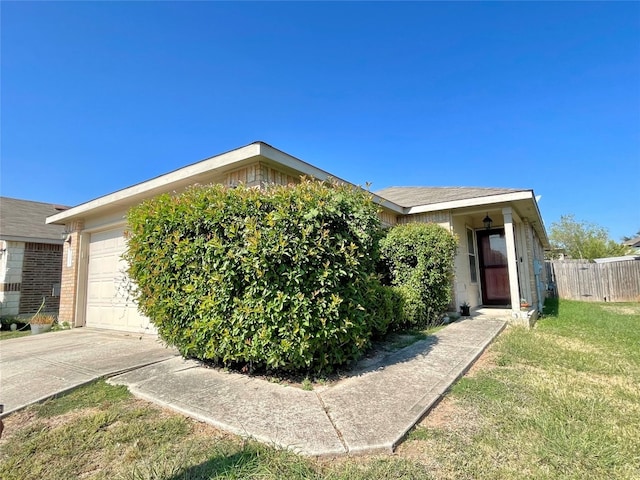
375 186 526 208
0 197 69 242
623 236 640 248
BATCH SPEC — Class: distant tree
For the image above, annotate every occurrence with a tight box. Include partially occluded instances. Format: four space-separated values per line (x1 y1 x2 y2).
549 215 631 260
622 229 640 242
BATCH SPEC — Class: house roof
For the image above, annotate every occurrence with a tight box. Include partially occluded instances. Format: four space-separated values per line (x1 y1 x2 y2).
46 141 403 226
1 197 69 244
44 142 548 247
375 186 526 208
623 236 640 248
376 186 549 247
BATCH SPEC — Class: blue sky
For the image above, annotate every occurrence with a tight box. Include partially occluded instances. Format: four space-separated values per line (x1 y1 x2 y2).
2 2 639 241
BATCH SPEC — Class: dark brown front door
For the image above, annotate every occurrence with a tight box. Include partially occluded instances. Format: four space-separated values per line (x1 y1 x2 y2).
477 229 511 306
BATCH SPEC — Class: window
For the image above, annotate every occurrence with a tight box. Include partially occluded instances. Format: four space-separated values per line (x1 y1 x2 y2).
467 228 478 283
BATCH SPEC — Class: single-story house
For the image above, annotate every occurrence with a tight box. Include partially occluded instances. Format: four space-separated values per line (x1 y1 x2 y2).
0 197 69 317
46 142 549 333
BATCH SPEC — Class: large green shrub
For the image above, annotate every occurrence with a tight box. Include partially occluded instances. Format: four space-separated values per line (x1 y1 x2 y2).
365 281 405 338
379 223 457 328
124 180 385 373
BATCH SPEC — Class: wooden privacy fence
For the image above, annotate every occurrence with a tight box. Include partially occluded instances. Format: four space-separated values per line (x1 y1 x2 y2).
545 260 640 302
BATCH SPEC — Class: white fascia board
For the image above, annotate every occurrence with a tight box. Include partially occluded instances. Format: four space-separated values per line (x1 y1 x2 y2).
258 144 404 214
406 191 535 215
46 144 262 225
46 142 405 225
374 197 405 214
531 194 550 248
258 143 342 182
0 235 64 245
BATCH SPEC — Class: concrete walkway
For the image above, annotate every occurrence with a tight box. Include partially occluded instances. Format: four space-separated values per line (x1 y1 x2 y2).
0 329 177 415
0 316 506 456
109 317 506 456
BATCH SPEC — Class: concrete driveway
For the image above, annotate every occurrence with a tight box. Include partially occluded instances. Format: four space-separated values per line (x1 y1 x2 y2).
0 328 177 415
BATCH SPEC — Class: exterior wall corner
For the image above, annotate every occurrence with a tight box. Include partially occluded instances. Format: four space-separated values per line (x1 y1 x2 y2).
58 220 85 326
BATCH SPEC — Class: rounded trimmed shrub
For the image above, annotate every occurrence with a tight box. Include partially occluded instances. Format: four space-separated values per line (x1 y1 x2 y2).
125 180 385 373
379 222 458 328
365 281 405 338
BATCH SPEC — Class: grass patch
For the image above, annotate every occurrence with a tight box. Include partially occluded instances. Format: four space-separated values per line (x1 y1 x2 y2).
33 381 131 418
0 379 428 480
1 299 638 479
0 330 30 340
400 299 640 479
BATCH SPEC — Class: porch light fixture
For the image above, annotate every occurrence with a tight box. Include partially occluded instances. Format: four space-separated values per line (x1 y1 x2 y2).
61 226 73 240
482 213 493 230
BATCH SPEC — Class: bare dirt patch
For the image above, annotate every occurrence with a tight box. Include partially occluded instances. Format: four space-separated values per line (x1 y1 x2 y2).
0 409 38 443
395 396 483 472
416 343 497 433
396 344 497 463
188 417 238 442
419 397 465 430
41 407 101 429
415 395 485 439
465 347 499 377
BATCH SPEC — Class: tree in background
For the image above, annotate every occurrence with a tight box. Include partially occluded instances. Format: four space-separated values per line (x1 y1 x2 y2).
549 214 631 260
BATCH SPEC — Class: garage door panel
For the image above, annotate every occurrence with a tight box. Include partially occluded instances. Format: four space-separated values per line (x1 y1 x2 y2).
86 227 156 333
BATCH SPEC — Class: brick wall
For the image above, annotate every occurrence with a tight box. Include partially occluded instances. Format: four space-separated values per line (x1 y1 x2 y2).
58 220 84 325
18 242 63 315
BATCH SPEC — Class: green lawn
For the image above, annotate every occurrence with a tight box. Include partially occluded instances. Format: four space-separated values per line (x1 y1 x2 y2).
399 299 640 479
1 299 638 479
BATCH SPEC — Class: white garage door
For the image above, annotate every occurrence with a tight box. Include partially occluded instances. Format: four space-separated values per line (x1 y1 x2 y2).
85 227 155 333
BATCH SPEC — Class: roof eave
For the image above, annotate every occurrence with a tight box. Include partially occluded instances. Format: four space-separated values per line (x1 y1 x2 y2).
405 191 534 214
406 190 550 248
258 144 403 213
0 235 64 245
47 143 264 225
47 142 404 225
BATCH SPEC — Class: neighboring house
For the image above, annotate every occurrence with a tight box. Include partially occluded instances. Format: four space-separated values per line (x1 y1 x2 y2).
623 236 640 254
46 142 549 333
0 197 69 317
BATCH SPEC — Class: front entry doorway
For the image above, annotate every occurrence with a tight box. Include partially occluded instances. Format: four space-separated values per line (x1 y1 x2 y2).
477 229 511 306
